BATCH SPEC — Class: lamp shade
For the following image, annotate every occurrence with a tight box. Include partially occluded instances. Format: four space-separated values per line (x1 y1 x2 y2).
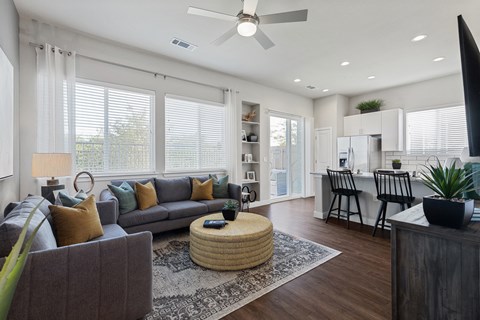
32 153 72 178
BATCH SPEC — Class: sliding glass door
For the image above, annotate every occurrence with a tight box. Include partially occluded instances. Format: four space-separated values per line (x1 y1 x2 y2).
269 113 304 199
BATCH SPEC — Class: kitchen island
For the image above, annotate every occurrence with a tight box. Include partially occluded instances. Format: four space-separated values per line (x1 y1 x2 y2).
311 171 432 226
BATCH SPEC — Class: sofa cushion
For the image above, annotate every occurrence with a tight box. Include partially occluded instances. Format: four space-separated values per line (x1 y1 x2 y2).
209 174 230 198
108 182 138 214
135 181 158 210
58 189 88 207
49 195 104 246
190 178 214 201
90 224 127 241
0 201 57 257
199 199 230 212
161 201 208 219
111 178 155 189
25 194 52 216
155 177 191 203
117 205 169 228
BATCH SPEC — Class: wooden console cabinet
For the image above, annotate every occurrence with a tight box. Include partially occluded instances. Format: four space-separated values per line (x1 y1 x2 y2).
388 205 480 320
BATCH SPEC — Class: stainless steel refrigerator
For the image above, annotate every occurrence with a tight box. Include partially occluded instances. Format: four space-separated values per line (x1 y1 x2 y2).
337 136 381 172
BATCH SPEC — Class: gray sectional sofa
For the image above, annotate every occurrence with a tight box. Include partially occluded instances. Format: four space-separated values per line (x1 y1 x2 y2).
100 176 242 234
0 196 153 320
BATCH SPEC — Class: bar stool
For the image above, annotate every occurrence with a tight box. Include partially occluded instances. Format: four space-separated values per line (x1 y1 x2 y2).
372 171 415 236
326 169 364 229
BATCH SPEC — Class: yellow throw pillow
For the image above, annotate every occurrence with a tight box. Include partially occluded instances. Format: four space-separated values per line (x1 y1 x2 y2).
49 195 104 247
135 181 158 210
191 178 214 201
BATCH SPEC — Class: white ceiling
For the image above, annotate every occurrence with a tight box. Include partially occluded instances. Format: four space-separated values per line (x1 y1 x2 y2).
13 0 480 98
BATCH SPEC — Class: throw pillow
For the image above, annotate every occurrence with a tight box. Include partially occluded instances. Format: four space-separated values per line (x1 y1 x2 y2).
58 189 88 207
0 200 57 257
49 195 104 246
209 174 229 198
134 181 158 210
108 181 138 214
190 178 214 201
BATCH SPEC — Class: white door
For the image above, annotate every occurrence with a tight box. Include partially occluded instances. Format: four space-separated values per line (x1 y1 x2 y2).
315 128 333 171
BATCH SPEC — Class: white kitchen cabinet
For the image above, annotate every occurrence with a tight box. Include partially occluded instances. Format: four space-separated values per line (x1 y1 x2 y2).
381 109 403 151
343 112 381 136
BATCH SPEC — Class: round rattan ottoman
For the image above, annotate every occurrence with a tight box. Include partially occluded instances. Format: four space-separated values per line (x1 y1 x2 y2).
189 212 273 271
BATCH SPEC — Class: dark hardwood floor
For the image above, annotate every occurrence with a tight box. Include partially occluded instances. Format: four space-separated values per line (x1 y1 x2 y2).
225 197 391 320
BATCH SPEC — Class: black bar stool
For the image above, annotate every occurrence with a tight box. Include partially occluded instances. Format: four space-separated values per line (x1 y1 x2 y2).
372 171 415 236
326 169 363 229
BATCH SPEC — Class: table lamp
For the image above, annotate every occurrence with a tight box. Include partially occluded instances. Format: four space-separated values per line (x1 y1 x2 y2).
32 153 72 203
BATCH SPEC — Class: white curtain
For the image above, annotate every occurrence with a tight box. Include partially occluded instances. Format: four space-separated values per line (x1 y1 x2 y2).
36 43 76 152
224 89 240 184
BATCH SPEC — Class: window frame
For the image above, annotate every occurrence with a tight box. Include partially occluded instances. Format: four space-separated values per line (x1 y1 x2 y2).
164 93 227 175
73 78 156 176
405 103 468 156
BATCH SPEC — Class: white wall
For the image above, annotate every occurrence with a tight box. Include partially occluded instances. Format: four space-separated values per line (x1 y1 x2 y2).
0 0 19 210
348 73 465 169
18 17 314 202
313 94 349 169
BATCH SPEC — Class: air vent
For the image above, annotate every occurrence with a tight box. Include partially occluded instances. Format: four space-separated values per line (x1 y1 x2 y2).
170 38 197 51
306 85 316 90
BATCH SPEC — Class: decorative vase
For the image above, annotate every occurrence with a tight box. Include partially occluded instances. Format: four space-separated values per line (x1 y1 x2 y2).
422 195 474 228
360 108 380 114
222 209 239 221
392 162 402 169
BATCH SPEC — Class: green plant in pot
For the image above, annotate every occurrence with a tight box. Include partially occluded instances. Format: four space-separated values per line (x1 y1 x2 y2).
420 162 476 228
355 99 384 114
392 159 402 170
222 199 240 221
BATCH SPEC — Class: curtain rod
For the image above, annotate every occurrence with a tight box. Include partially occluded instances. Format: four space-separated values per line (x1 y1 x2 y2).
29 42 230 92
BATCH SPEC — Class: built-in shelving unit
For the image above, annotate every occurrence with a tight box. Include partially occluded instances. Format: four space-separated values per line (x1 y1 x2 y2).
241 101 261 202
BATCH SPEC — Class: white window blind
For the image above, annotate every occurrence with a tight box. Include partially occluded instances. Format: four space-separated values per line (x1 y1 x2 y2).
406 105 468 155
165 95 226 172
74 80 154 174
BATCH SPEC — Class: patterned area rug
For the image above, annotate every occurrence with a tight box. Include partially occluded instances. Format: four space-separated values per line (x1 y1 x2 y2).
146 230 341 320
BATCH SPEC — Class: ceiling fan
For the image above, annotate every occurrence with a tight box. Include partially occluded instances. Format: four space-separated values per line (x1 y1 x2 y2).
187 0 308 50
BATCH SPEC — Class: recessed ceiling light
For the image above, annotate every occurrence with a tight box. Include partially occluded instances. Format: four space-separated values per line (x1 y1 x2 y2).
367 75 376 80
411 34 427 42
322 89 329 92
433 57 445 62
294 78 301 83
340 61 350 66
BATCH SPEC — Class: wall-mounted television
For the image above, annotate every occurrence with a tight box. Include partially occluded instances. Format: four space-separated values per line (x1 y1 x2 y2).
458 15 480 157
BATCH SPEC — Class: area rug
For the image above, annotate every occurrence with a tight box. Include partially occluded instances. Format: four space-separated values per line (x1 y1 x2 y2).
146 230 341 320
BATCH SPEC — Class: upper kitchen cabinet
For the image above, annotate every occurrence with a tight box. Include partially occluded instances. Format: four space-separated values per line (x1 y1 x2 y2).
343 112 382 136
381 109 403 151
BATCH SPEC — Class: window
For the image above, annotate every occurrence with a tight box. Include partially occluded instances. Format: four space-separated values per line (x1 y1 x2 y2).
406 105 468 155
165 95 226 172
74 80 154 174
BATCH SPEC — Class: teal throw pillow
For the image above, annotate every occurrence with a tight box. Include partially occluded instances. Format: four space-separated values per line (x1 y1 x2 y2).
209 174 229 198
58 189 88 207
108 182 138 214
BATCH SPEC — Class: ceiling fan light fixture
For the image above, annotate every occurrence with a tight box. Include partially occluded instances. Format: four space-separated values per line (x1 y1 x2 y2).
237 17 258 37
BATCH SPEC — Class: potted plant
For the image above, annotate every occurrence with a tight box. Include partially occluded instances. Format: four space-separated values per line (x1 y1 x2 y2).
420 162 475 228
392 159 402 169
355 99 384 114
222 199 240 221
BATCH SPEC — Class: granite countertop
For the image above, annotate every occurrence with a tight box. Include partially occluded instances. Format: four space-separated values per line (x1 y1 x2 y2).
310 170 423 182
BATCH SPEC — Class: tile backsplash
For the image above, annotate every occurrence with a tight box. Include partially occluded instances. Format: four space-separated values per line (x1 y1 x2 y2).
384 152 452 172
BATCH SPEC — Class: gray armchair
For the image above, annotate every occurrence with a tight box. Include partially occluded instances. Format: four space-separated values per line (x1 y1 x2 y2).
0 197 153 320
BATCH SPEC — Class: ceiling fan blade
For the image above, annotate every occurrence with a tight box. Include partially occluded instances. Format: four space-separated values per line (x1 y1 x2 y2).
253 28 275 50
243 0 259 16
259 9 308 24
212 26 238 46
187 6 238 22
